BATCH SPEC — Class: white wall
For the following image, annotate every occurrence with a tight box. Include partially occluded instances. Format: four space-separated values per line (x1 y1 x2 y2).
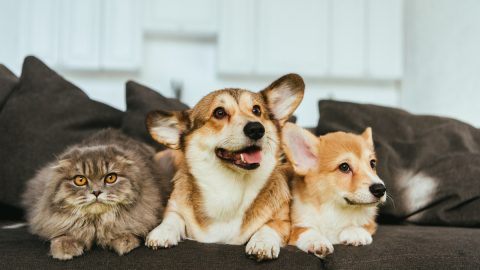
61 36 399 127
402 0 480 127
0 0 403 127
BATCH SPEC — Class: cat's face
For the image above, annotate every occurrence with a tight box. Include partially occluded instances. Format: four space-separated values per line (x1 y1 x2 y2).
51 146 140 214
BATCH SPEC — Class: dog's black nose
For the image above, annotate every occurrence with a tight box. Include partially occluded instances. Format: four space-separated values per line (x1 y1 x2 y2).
369 184 386 198
92 190 103 197
243 122 265 140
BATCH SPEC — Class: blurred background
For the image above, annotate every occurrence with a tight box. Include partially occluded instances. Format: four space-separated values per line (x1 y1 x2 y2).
0 0 478 127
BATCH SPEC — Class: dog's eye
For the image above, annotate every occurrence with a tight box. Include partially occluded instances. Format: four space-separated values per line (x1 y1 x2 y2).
370 159 376 169
213 107 227 119
339 163 351 173
252 105 261 116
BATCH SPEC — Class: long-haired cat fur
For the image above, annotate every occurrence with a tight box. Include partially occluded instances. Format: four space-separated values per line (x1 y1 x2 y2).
22 129 165 260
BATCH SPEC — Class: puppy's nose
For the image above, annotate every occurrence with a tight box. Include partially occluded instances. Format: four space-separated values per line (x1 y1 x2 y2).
369 184 386 198
92 190 103 197
243 122 265 140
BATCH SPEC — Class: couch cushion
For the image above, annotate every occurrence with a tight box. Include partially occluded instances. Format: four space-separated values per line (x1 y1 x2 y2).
316 100 480 227
122 81 189 150
0 64 18 109
0 57 123 217
324 225 480 269
1 223 478 269
0 222 321 270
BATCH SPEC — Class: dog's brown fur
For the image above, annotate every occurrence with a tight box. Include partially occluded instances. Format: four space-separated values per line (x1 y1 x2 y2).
282 124 386 258
145 74 304 261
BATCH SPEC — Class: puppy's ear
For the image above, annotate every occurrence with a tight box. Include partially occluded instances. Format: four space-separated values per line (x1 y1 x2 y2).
146 110 190 149
282 123 318 175
261 73 305 125
362 127 374 147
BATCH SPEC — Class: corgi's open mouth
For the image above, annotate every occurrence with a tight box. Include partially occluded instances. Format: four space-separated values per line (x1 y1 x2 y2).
215 145 262 170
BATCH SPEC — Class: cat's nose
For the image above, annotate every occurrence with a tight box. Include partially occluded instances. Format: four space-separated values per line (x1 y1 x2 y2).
92 190 103 197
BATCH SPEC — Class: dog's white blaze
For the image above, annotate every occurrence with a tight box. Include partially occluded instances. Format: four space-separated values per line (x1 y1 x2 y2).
292 195 376 244
367 171 384 185
344 170 386 204
185 134 278 244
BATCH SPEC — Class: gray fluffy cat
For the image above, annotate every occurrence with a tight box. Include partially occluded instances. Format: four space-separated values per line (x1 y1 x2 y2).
22 129 165 260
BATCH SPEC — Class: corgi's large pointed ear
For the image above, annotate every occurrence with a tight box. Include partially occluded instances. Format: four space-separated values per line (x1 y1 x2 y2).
261 73 305 125
282 123 318 175
362 127 374 147
146 110 190 149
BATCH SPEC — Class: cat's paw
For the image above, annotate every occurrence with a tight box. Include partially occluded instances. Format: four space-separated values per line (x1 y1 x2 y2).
339 227 372 246
245 226 281 261
50 236 84 260
111 234 140 255
145 224 181 249
296 230 333 258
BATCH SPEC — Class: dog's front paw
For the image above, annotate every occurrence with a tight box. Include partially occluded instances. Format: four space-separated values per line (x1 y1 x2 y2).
339 227 372 246
246 226 281 261
145 224 181 250
50 236 84 260
296 230 334 258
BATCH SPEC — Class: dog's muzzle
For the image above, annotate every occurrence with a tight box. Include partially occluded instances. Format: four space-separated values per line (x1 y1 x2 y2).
243 122 265 140
215 145 262 170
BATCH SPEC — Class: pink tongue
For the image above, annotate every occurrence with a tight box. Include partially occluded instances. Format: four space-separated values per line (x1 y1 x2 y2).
242 151 262 164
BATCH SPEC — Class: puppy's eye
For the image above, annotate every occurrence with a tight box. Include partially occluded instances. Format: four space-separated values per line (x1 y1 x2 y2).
252 105 261 116
339 163 351 173
73 175 87 186
104 173 117 184
370 159 377 169
213 107 227 119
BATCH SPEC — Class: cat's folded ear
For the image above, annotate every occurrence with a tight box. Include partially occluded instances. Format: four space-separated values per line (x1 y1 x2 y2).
261 73 305 126
50 159 72 170
146 110 190 149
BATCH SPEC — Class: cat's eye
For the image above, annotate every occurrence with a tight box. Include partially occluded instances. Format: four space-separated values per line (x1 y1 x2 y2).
252 105 261 116
73 175 87 186
339 163 351 173
104 173 118 184
213 107 227 119
370 159 377 169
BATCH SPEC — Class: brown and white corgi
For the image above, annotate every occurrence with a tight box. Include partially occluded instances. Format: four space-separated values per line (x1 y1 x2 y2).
282 123 386 258
145 74 304 260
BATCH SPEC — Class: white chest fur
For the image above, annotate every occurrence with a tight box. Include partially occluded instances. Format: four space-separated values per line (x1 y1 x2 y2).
186 147 276 244
292 196 376 244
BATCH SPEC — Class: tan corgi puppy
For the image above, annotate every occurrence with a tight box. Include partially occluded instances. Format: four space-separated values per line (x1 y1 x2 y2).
282 123 386 258
145 74 304 261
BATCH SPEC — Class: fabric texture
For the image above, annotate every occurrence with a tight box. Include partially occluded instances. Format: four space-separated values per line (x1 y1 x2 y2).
316 100 480 227
0 64 18 109
0 56 123 217
1 223 478 269
324 225 480 269
122 81 189 150
0 221 320 270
